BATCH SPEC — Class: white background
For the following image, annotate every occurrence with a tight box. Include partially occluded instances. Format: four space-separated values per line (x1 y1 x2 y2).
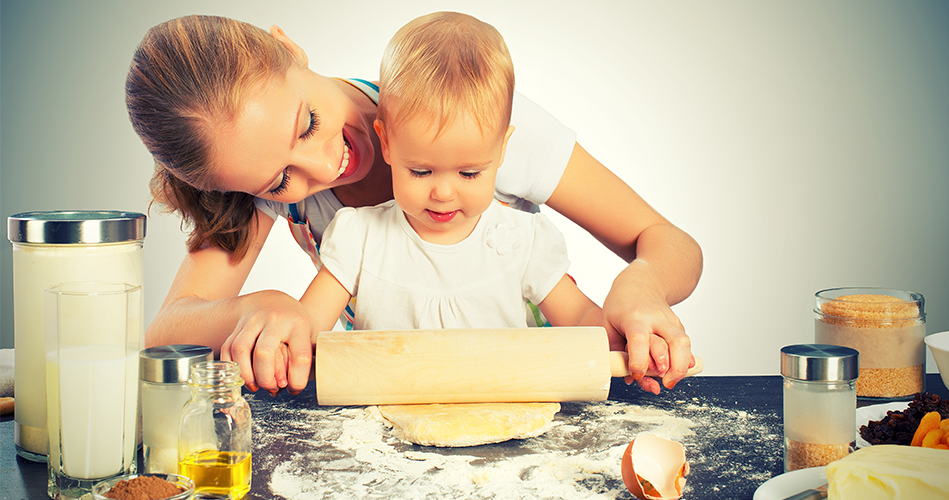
2 1 947 376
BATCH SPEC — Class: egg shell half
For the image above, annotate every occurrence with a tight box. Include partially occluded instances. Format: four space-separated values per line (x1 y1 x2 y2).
621 435 689 500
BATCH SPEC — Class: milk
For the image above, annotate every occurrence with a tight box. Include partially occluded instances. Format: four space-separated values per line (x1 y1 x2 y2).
12 242 143 458
46 346 139 479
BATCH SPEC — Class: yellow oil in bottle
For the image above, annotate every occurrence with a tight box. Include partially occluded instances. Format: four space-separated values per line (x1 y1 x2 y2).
179 449 251 499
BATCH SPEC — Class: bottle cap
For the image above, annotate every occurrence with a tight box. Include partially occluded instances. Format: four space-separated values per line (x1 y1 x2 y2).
780 344 859 382
140 345 214 383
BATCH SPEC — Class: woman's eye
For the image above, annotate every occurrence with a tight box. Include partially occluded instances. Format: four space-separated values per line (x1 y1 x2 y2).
300 109 319 140
270 169 291 195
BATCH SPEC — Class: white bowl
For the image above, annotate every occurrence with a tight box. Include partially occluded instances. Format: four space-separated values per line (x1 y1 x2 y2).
925 331 949 390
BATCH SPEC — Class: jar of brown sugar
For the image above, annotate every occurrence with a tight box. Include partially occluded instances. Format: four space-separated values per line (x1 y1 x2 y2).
814 287 925 400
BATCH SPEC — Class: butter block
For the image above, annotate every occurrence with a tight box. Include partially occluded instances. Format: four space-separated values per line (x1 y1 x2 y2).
826 445 949 499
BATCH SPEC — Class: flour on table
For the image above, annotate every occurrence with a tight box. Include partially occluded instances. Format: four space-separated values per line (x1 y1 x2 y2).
378 402 561 447
256 401 697 499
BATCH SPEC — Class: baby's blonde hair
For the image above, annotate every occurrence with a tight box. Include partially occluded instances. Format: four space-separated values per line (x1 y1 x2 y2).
378 12 514 138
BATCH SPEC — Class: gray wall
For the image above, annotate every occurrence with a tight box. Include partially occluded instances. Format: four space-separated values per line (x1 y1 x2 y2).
2 1 948 375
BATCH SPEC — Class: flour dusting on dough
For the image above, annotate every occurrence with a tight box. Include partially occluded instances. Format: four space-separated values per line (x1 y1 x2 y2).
377 402 561 447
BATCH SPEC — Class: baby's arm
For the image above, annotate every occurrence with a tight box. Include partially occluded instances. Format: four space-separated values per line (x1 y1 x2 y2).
537 275 602 328
300 267 354 338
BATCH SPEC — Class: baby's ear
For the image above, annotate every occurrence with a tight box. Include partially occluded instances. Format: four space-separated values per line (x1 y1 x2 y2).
373 119 391 163
270 25 308 66
498 125 515 168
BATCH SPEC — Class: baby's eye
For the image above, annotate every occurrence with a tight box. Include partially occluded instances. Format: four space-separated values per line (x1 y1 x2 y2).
460 171 482 179
409 169 431 178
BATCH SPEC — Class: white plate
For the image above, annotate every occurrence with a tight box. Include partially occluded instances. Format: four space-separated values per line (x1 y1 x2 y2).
753 467 827 500
854 401 910 448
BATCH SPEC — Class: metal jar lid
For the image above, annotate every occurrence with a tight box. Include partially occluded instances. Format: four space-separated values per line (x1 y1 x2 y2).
780 344 859 382
7 211 146 244
140 345 214 384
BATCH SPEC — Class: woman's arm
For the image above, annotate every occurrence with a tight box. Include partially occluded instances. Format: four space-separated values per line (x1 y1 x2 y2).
148 211 316 395
546 143 703 393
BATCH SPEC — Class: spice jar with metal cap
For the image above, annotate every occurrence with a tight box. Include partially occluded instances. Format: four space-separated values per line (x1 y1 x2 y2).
7 210 145 462
781 344 859 472
140 345 213 474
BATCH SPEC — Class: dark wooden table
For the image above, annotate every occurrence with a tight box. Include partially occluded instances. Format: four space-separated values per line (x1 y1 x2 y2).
3 374 947 500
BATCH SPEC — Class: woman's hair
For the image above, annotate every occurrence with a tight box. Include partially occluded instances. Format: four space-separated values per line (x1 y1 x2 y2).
378 11 514 139
126 15 297 260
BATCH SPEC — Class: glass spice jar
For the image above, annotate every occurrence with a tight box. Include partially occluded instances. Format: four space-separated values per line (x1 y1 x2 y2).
814 287 925 400
178 361 252 500
139 345 213 474
781 344 858 472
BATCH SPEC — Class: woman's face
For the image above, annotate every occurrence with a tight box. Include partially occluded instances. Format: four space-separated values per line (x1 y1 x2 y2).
208 65 375 203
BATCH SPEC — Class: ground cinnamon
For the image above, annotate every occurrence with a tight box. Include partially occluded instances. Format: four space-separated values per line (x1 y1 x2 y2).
105 475 184 500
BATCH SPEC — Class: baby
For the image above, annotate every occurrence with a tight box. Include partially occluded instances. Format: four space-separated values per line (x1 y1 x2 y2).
300 11 602 332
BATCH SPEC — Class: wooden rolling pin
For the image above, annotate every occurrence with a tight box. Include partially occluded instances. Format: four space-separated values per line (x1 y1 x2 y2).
314 327 703 406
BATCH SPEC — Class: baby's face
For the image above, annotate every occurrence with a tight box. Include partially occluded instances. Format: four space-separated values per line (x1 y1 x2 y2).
377 114 514 245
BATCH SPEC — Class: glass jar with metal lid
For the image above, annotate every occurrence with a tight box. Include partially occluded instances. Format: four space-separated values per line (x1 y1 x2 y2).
781 344 859 472
140 345 213 474
7 210 145 462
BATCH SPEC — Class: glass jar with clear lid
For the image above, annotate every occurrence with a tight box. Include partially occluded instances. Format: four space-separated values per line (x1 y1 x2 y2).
781 344 858 472
814 287 925 400
178 361 252 500
7 211 145 462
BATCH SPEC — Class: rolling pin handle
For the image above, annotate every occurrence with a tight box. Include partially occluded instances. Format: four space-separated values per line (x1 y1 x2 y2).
608 351 704 379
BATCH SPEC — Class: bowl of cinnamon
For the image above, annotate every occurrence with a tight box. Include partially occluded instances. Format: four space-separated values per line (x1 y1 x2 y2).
92 473 194 500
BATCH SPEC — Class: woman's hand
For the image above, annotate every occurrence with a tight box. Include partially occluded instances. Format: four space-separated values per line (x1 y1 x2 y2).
603 260 694 394
220 289 315 396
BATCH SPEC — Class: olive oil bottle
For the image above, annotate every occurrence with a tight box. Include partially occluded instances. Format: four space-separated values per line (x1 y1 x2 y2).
179 449 251 499
178 361 252 499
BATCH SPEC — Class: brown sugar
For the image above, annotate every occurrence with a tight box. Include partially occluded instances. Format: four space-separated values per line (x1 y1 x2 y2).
105 475 184 500
785 439 850 471
819 294 920 328
856 365 924 398
816 293 925 398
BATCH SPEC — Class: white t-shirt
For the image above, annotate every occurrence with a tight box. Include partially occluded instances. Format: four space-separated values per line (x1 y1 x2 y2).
319 200 570 330
255 90 577 256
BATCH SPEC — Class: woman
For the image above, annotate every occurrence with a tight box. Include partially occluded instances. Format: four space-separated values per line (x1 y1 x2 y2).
126 14 702 396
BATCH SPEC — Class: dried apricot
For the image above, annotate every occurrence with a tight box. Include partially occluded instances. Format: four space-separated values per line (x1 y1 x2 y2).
921 428 946 448
911 411 942 447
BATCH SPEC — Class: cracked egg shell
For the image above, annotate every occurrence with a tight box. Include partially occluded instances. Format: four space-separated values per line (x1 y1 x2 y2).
621 435 689 500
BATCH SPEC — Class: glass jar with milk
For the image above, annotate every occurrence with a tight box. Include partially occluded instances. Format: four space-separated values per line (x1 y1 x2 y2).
7 211 145 462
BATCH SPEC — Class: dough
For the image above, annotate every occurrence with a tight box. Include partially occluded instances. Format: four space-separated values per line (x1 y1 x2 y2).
377 402 560 447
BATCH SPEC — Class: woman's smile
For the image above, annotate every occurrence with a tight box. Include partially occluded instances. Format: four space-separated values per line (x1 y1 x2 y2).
337 131 357 180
